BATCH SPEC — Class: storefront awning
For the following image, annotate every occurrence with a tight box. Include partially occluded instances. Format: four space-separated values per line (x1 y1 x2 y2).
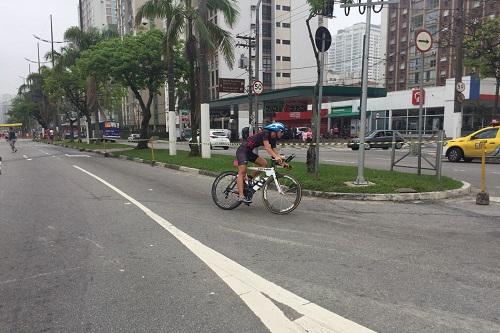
329 106 358 118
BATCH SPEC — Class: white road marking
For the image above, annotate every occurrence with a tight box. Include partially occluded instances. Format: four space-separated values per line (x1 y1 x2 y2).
490 197 500 203
65 154 90 157
22 155 28 159
324 160 357 164
73 165 375 333
453 169 466 172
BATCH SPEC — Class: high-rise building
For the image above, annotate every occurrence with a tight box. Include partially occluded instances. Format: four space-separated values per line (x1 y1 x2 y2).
0 94 13 124
328 23 383 86
79 0 119 31
384 0 499 92
209 0 319 100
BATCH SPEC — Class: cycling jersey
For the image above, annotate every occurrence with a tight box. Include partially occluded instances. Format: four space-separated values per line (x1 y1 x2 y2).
236 130 278 165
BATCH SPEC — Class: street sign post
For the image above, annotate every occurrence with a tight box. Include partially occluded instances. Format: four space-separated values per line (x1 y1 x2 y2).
415 29 433 175
218 78 245 93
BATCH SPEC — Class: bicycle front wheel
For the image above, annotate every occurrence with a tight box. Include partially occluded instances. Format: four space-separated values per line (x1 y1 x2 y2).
211 171 242 210
262 174 302 215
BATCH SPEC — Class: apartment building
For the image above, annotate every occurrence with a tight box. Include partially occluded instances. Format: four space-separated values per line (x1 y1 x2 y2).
79 0 119 31
328 23 383 87
384 0 500 92
209 0 319 100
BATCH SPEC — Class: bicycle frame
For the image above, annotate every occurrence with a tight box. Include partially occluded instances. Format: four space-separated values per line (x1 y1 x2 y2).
247 166 284 194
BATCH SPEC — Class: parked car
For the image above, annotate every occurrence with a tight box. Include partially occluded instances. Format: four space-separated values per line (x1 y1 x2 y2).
180 128 192 141
445 120 500 162
127 133 140 142
348 130 405 150
189 129 231 150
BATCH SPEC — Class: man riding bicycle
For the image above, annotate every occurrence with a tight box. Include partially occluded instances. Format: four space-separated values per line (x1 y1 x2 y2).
236 122 288 203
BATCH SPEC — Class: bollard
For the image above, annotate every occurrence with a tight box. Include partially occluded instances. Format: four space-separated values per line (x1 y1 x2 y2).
103 139 109 157
150 139 156 165
476 140 489 205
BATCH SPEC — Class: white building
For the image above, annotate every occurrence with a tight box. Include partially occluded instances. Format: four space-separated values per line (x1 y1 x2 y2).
80 0 118 31
328 23 383 87
0 94 13 124
326 76 496 139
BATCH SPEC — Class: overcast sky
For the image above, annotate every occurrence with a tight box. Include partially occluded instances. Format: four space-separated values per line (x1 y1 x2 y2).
0 0 79 97
0 0 380 98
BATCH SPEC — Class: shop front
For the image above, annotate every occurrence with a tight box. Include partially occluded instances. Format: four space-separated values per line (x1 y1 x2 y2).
329 106 360 138
273 109 329 134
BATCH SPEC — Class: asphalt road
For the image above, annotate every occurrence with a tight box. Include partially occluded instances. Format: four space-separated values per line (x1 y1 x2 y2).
1 140 499 332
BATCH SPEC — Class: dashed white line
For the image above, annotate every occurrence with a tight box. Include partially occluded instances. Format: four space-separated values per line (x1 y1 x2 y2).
73 164 375 333
65 154 90 157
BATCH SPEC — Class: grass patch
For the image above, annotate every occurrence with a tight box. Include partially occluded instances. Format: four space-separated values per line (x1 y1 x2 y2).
113 148 462 194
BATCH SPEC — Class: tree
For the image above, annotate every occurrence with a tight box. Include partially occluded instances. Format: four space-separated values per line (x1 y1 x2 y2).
305 0 325 174
463 16 500 117
135 0 238 155
61 26 119 138
77 29 167 149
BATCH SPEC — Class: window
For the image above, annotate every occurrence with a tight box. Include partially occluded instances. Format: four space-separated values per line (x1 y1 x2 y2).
263 72 272 86
263 39 271 52
262 5 271 20
282 56 291 61
282 23 290 28
276 4 280 10
276 39 281 44
276 56 281 61
282 6 291 11
276 22 281 27
276 72 281 77
430 59 436 67
282 73 290 78
282 40 290 45
263 57 271 71
473 128 498 139
262 23 271 37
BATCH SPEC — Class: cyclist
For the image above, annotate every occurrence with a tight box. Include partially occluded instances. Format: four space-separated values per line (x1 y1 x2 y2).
7 127 17 153
235 122 288 203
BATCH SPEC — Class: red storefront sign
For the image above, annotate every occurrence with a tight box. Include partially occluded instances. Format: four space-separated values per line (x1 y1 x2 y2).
274 109 328 121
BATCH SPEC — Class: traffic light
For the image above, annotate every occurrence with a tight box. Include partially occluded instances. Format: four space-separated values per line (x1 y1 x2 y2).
322 0 334 17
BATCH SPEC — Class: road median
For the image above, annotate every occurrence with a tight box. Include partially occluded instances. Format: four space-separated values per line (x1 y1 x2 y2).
54 143 469 200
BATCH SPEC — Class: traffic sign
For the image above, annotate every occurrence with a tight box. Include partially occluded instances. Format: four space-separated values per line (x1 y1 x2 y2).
252 80 263 95
218 78 245 93
315 26 332 52
456 82 465 93
412 89 425 105
415 30 433 53
456 92 466 103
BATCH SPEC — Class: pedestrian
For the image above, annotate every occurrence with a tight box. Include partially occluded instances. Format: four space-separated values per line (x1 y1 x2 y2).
7 127 17 153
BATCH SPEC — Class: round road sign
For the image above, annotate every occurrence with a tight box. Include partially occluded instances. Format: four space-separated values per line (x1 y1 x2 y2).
415 30 433 53
252 80 263 95
315 26 332 52
456 82 465 93
456 92 466 103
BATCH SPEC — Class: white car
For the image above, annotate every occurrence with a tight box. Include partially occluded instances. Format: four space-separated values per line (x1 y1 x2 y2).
189 129 231 150
127 133 140 142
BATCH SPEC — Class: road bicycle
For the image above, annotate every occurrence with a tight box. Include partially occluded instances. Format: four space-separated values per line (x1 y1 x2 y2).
211 155 302 215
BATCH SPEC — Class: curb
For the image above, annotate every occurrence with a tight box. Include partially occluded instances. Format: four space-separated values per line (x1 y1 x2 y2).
50 144 470 202
115 153 470 202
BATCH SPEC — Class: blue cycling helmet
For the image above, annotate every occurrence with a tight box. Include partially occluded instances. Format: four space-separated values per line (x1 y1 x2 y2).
263 122 286 132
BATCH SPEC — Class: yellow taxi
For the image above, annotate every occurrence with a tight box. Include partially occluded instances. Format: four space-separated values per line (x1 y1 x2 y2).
445 120 500 162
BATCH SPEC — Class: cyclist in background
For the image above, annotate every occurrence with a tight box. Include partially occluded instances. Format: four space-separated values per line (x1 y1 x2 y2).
7 127 17 153
235 122 288 203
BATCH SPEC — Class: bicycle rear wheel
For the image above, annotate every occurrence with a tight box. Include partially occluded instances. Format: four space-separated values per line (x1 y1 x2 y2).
262 174 302 214
211 171 242 210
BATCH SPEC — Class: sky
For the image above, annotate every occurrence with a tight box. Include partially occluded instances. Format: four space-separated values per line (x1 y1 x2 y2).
0 0 381 98
0 0 79 97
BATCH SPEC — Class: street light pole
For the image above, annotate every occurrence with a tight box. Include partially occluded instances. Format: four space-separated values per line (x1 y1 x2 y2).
50 14 55 68
254 0 262 129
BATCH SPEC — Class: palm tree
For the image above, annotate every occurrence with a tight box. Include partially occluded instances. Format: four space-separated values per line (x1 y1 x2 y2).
60 26 119 140
135 0 239 155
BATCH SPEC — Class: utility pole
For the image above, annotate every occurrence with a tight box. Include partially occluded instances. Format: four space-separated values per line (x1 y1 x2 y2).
78 0 84 30
236 35 256 134
50 15 55 68
453 0 465 137
253 0 262 130
37 43 41 74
